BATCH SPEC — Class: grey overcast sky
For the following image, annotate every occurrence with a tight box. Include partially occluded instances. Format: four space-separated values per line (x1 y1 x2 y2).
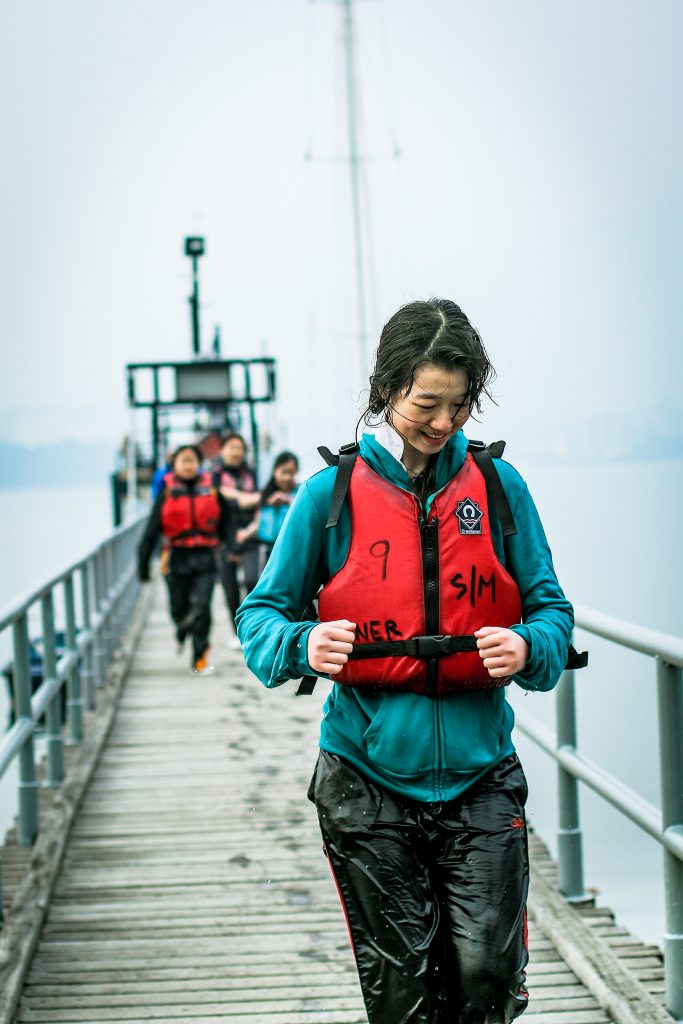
1 0 682 470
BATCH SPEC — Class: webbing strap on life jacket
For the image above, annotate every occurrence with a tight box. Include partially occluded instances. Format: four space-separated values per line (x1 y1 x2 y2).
322 439 515 535
170 528 218 545
566 644 589 669
296 675 318 696
348 634 479 659
296 636 587 694
319 443 359 529
467 440 517 537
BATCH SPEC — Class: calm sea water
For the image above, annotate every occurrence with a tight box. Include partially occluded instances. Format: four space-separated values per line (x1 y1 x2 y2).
0 463 680 946
0 486 112 856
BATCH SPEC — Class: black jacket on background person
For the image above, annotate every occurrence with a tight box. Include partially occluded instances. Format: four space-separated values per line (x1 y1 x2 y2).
138 477 236 581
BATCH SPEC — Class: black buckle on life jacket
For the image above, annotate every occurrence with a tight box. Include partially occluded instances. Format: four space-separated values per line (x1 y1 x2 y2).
413 635 456 657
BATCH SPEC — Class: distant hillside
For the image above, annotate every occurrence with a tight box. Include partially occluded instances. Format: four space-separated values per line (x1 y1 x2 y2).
0 441 117 487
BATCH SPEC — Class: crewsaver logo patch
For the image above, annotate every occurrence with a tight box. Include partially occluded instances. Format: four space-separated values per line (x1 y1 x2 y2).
455 497 484 535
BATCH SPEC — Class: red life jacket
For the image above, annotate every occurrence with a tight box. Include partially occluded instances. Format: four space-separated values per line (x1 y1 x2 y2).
161 472 221 549
317 454 523 696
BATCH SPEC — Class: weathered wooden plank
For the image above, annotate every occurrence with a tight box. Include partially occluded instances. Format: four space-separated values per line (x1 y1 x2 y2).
13 993 606 1020
12 1015 608 1024
26 963 359 987
15 1013 370 1024
23 970 582 996
28 951 358 974
15 1014 370 1024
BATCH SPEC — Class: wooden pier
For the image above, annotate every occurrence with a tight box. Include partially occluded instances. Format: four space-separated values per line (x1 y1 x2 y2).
0 583 674 1023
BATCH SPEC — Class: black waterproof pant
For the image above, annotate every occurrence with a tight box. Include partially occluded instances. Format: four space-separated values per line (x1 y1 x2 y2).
217 544 260 625
165 549 216 661
309 750 530 1024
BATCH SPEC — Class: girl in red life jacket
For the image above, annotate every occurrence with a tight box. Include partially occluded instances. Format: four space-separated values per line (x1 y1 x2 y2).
212 433 261 648
138 445 234 675
236 298 576 1024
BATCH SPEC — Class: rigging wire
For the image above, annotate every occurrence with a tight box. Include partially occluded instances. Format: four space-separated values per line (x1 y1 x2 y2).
305 0 405 405
378 0 412 289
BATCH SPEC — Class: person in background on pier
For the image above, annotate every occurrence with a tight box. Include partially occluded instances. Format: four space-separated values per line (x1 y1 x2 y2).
233 451 300 566
151 449 174 500
138 444 234 675
236 299 577 1024
213 433 261 649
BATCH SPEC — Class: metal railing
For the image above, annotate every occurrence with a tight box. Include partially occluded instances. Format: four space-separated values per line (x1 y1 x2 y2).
514 606 683 1020
0 517 146 924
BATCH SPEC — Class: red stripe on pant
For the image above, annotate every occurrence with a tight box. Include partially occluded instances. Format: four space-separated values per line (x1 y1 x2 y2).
324 840 357 960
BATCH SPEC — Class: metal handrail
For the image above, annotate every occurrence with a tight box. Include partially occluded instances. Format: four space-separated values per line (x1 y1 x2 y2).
515 610 683 1020
0 516 146 924
573 604 683 668
0 519 142 634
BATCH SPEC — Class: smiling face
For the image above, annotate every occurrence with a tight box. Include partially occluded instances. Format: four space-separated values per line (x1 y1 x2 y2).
388 364 471 469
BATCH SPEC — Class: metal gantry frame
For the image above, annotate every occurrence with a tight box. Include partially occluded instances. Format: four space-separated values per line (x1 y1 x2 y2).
514 609 683 1020
0 517 146 921
125 357 277 477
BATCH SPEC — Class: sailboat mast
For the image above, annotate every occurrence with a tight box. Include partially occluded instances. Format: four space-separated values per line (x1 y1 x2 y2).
341 0 368 375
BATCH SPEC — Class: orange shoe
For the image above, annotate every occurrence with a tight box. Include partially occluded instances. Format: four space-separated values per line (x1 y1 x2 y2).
193 649 214 675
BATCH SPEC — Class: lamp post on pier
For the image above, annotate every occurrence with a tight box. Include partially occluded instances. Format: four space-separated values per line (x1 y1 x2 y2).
184 236 205 357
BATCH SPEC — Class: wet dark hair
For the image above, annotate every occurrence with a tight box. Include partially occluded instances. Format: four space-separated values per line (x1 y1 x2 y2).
220 432 247 449
172 444 203 468
261 451 299 505
363 298 495 426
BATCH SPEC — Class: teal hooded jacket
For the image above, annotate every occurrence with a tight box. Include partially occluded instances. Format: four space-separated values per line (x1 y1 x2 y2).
236 430 574 802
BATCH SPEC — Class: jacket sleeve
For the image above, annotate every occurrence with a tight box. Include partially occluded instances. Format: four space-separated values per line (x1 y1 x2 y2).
217 492 238 543
235 482 326 687
504 481 575 692
137 492 164 581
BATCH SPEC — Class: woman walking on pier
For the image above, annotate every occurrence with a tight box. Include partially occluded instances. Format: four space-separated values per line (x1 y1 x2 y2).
236 299 575 1024
232 450 300 564
138 444 233 675
213 433 261 647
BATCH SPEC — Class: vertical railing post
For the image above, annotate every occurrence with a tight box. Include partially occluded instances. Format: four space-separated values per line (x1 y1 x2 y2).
93 550 106 685
13 613 38 845
80 562 95 709
656 657 683 1019
120 533 131 633
129 526 141 616
41 591 64 787
99 547 109 665
104 543 115 658
556 667 588 901
112 540 123 643
64 574 83 744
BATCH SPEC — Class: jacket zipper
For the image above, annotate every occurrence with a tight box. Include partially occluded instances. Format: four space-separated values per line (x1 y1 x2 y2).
189 491 197 538
419 512 442 795
419 516 440 696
